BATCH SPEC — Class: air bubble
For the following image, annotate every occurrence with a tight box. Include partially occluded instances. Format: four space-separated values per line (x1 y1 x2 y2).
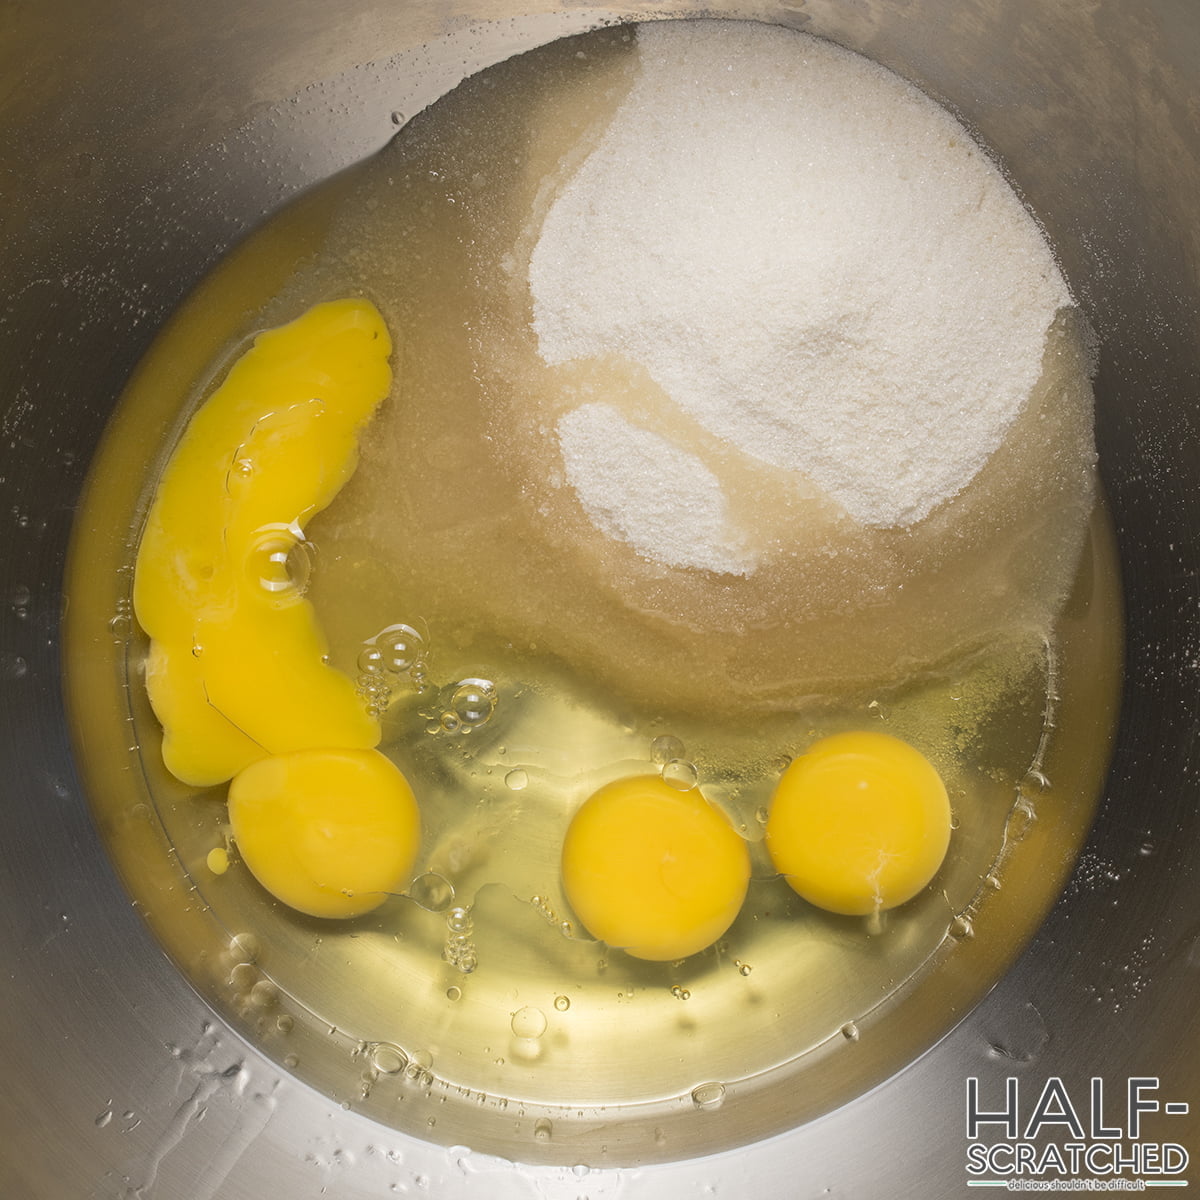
248 526 313 600
510 1006 547 1039
651 734 685 764
662 759 699 791
228 933 260 963
451 678 497 727
735 961 752 976
446 986 462 1002
533 1118 553 1142
949 915 974 940
447 907 472 934
358 645 386 675
376 624 424 673
248 980 279 1008
670 985 691 1000
407 872 454 912
554 995 570 1012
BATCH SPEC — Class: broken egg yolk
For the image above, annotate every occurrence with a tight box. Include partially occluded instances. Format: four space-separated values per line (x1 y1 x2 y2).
228 748 420 919
561 775 751 962
133 298 421 919
765 730 951 916
133 298 392 787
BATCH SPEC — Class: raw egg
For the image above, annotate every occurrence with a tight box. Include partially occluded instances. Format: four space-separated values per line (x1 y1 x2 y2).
228 747 420 919
765 730 951 916
133 298 392 786
561 774 750 961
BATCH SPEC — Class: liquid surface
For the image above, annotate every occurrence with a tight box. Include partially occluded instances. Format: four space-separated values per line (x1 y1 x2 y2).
76 19 1122 1152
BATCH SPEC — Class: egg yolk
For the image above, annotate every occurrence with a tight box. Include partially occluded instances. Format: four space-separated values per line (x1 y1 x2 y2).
133 298 392 787
228 748 420 919
765 730 951 916
561 775 751 962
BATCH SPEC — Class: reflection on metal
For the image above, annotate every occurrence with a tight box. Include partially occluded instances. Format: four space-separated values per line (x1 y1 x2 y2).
2 1 1198 1197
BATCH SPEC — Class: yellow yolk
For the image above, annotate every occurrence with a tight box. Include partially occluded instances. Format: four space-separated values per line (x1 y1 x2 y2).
228 748 420 919
561 775 751 962
765 730 951 916
133 298 392 787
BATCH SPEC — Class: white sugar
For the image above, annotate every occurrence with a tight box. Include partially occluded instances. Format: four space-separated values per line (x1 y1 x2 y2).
557 402 757 575
529 20 1072 560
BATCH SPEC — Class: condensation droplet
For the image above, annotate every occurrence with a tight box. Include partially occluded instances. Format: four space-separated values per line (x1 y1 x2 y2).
505 768 529 791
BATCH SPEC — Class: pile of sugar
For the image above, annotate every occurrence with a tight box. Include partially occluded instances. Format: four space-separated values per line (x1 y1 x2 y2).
529 20 1072 575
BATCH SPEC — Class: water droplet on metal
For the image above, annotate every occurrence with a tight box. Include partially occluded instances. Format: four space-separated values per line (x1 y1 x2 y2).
691 1082 726 1110
1 652 29 679
369 1043 409 1075
949 915 974 940
505 768 528 791
840 1021 860 1042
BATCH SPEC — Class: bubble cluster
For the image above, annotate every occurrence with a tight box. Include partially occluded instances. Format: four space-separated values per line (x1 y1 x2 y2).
443 906 478 974
356 622 428 718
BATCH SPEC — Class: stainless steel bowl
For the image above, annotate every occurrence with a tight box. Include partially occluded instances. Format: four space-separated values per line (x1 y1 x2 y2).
3 2 1198 1197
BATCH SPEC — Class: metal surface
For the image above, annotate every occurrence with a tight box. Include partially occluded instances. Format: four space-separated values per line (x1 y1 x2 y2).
2 1 1198 1197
